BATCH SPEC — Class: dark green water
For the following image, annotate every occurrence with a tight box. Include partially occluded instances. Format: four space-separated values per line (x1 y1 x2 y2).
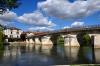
0 44 99 66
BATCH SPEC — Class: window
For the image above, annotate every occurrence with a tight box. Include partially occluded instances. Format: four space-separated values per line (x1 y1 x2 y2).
11 30 12 34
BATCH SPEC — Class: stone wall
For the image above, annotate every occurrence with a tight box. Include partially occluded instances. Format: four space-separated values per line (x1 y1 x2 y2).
64 34 80 47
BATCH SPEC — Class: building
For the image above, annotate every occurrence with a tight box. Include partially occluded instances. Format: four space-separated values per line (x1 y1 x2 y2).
3 27 23 42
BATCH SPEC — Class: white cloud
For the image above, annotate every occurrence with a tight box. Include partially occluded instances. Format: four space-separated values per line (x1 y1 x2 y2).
0 11 17 25
63 26 70 29
17 11 56 27
38 0 100 20
28 27 54 31
62 21 84 29
71 21 84 27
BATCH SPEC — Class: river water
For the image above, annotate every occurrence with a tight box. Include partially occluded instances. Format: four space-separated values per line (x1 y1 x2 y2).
0 44 99 66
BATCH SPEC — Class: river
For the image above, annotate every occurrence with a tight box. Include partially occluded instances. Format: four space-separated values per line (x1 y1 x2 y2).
0 44 99 66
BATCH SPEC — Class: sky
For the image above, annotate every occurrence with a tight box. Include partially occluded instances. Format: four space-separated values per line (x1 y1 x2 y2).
0 0 100 32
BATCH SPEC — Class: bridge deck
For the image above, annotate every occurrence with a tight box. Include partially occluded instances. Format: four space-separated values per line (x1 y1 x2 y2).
32 25 100 37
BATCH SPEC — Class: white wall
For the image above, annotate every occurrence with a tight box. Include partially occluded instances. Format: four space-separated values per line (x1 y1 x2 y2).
3 29 23 38
4 29 11 38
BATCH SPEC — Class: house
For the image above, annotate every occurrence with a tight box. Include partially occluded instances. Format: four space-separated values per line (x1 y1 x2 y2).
3 26 23 42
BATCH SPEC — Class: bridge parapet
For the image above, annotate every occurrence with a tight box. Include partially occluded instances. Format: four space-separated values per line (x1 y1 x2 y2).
31 25 100 37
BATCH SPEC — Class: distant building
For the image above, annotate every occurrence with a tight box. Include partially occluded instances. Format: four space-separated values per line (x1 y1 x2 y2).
3 27 23 42
22 31 34 38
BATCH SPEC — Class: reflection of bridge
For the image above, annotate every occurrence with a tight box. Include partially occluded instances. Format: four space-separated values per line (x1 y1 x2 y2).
22 25 100 47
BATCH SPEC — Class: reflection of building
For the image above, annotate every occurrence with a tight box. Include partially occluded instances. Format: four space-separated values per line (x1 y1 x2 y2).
3 27 23 42
3 46 21 58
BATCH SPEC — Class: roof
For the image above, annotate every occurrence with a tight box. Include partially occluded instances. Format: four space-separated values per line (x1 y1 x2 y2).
4 26 21 30
22 32 47 36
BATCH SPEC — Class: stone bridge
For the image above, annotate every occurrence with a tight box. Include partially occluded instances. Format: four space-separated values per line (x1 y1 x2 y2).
25 25 100 48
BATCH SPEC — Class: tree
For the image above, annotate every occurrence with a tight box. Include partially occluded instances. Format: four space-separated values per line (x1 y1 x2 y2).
77 32 91 47
0 0 21 14
57 35 64 45
6 0 21 10
20 33 26 41
0 28 4 50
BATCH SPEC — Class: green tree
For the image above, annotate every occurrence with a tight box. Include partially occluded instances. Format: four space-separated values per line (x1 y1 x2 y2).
0 0 21 14
5 0 21 10
77 32 91 47
57 35 64 45
0 28 4 50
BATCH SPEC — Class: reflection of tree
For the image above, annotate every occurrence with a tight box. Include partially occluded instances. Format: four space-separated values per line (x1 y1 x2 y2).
76 32 95 64
77 47 95 64
51 46 57 55
0 50 4 62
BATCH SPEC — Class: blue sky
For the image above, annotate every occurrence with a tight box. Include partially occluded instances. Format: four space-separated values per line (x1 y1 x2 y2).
0 0 100 31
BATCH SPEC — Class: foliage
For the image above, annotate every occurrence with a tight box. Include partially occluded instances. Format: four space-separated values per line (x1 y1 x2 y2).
5 0 21 10
20 33 26 41
83 33 91 46
0 0 21 14
0 29 4 50
57 35 64 45
77 32 91 47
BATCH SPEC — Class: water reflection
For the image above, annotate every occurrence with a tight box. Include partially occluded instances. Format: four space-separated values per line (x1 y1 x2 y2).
35 45 41 52
64 47 79 63
3 46 21 57
77 47 95 64
41 45 52 55
0 44 99 66
95 48 100 63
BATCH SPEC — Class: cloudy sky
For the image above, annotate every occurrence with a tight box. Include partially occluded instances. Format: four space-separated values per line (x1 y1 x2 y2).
0 0 100 31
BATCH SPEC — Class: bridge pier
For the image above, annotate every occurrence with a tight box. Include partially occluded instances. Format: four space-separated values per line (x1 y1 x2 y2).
41 36 53 45
26 38 34 44
34 37 41 45
29 38 34 48
64 34 80 47
89 34 100 48
29 38 34 44
26 38 34 48
41 36 53 49
34 37 41 51
50 35 59 46
26 39 29 43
